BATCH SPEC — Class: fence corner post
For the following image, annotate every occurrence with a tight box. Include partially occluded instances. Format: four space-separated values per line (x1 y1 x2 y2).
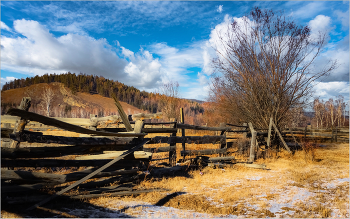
9 97 31 149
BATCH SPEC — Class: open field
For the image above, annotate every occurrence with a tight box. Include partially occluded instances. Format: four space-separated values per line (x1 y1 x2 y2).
2 140 348 218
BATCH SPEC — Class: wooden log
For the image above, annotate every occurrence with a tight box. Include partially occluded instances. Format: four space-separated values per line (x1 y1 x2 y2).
143 146 176 153
150 135 226 144
208 163 236 168
169 118 177 166
267 117 273 148
1 141 139 159
7 109 145 137
2 158 143 168
225 123 249 128
248 122 257 162
75 151 152 160
97 127 178 134
181 148 227 156
27 139 150 211
4 189 169 204
112 95 133 132
235 163 267 169
133 120 144 133
10 132 139 145
65 169 139 182
132 112 162 120
1 183 46 193
271 121 291 153
208 156 235 162
9 97 31 148
1 169 66 183
176 123 247 132
180 108 186 161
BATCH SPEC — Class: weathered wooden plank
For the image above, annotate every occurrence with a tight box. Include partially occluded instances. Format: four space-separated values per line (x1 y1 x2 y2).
5 189 168 204
75 151 152 160
9 97 31 148
267 117 273 148
10 132 139 145
2 158 143 168
208 156 235 162
7 108 145 137
1 183 46 193
1 169 66 183
26 139 149 211
1 142 138 159
225 123 249 128
150 135 226 144
271 121 291 153
132 112 162 120
235 163 267 169
176 123 247 132
143 146 176 153
181 148 227 156
97 127 178 133
112 95 133 132
248 122 257 162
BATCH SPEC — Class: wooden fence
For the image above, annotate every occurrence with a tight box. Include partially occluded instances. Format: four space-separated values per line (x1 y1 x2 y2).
1 97 348 212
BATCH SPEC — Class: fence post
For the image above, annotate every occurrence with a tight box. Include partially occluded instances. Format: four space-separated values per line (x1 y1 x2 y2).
180 108 186 162
219 123 227 156
169 118 177 166
10 97 31 149
335 126 338 142
248 122 257 162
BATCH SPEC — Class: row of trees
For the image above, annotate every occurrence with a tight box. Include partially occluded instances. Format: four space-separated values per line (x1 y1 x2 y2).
313 96 348 128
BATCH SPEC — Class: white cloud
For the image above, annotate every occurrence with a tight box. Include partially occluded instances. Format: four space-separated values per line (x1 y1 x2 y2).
288 2 327 19
148 42 204 84
1 76 17 87
334 9 349 29
217 5 223 13
308 15 332 41
123 49 162 89
1 21 11 31
313 81 349 102
0 19 164 89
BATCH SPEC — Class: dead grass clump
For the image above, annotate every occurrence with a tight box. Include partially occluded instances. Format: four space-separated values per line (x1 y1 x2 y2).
163 194 242 215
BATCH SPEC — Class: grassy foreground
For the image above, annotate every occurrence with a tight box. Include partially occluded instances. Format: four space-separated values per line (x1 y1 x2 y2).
88 142 349 218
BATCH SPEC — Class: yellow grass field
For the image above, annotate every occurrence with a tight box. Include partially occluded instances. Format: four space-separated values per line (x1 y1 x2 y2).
84 142 349 218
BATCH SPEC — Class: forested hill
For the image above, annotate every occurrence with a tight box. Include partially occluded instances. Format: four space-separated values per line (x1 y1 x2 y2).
2 73 205 123
2 72 158 112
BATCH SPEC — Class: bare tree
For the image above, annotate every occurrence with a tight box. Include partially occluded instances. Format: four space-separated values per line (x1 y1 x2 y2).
39 86 55 117
158 81 180 121
209 7 337 129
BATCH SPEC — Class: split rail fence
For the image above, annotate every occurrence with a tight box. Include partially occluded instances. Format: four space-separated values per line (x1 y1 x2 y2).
1 97 348 212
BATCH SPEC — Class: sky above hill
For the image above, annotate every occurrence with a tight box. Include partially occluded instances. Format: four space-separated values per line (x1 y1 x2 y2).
1 1 349 103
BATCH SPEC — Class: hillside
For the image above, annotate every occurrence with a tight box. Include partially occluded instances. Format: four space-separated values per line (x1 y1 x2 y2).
1 82 146 118
1 73 206 124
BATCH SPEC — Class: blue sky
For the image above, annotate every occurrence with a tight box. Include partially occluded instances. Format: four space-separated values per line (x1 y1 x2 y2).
1 1 349 103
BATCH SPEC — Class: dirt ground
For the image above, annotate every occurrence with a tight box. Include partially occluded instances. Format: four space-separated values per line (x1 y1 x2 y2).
3 141 347 218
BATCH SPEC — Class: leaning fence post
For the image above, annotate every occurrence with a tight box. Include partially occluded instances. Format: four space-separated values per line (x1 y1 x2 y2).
248 122 257 162
10 97 31 149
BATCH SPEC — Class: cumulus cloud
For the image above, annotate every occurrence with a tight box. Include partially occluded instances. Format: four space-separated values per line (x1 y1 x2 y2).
0 19 164 89
313 81 349 102
1 21 11 31
308 15 332 41
122 48 162 89
148 42 204 84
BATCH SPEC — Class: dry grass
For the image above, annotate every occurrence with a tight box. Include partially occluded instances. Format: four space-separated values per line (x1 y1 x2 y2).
87 142 349 218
